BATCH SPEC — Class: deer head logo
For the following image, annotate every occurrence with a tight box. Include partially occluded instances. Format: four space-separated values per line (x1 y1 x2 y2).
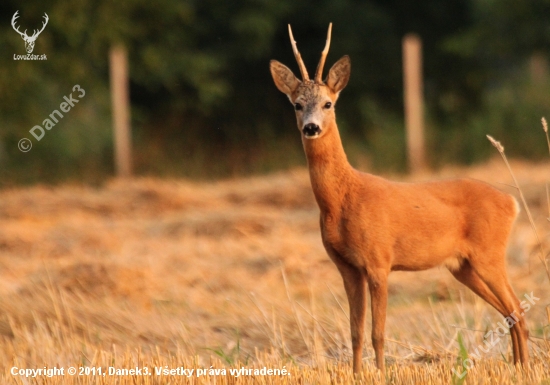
11 11 49 54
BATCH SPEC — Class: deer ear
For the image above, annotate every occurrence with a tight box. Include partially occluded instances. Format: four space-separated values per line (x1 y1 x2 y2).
270 60 301 96
326 55 350 94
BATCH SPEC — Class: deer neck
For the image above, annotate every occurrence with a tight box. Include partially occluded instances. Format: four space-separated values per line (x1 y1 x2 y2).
302 120 355 215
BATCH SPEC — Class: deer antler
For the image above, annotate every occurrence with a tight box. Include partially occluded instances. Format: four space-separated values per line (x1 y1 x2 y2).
11 11 48 40
30 13 49 39
11 11 27 39
315 23 332 84
288 24 310 81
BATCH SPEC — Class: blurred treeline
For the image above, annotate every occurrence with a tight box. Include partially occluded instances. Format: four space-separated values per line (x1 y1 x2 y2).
1 0 550 185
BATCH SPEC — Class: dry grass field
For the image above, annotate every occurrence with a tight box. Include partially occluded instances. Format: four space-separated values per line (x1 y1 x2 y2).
0 159 549 384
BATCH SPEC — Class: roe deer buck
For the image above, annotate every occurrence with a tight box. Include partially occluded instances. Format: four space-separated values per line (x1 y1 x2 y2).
270 23 529 373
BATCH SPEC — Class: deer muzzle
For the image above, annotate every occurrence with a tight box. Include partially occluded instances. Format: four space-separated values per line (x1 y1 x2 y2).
302 123 322 139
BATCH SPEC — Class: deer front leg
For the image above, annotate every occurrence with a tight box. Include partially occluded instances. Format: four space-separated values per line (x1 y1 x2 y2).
333 259 367 374
367 268 388 372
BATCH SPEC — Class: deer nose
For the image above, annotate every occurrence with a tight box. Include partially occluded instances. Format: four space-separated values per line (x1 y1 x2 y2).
303 123 321 138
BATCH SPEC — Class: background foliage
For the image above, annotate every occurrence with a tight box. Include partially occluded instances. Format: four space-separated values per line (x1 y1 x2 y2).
1 0 549 185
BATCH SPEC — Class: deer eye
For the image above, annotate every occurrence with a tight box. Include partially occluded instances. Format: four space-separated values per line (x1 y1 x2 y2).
324 102 332 109
294 103 303 111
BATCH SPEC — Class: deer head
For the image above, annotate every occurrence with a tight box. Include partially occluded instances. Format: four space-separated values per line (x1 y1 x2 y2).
12 11 49 54
270 23 350 140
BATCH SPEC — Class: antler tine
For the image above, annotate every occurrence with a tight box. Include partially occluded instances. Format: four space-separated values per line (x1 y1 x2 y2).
315 23 332 83
288 24 310 81
32 13 49 38
11 11 26 37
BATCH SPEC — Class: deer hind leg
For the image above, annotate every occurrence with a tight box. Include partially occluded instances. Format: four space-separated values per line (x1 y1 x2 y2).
449 261 521 363
333 259 368 374
503 281 530 364
468 258 529 367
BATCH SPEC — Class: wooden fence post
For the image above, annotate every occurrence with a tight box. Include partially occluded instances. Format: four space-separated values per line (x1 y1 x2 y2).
109 45 132 177
402 34 426 173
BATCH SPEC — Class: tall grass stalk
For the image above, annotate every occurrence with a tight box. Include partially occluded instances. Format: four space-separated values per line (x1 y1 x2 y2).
486 131 550 282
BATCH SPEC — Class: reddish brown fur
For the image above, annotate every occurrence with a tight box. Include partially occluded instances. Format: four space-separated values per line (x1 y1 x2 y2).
270 25 529 374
